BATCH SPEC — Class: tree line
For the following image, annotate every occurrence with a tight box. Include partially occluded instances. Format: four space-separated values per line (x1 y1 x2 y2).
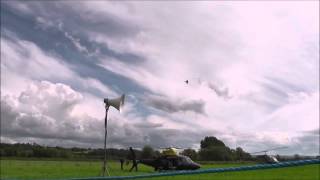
0 136 254 161
0 136 253 161
0 142 135 160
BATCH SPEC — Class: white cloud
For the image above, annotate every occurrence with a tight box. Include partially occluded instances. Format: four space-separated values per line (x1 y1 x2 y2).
0 81 205 148
1 38 73 81
260 92 319 132
1 81 117 145
63 31 89 54
1 34 116 97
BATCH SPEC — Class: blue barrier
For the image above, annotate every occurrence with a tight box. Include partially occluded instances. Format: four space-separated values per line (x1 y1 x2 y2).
67 159 320 180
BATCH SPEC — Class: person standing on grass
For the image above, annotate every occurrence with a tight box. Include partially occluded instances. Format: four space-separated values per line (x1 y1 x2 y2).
128 147 138 172
119 159 124 170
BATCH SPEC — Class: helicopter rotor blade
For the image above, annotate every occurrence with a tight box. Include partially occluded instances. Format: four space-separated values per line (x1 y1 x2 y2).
250 146 288 154
268 146 288 151
251 150 268 155
158 147 183 151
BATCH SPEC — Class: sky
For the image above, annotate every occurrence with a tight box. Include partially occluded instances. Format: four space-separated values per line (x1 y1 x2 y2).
1 1 319 155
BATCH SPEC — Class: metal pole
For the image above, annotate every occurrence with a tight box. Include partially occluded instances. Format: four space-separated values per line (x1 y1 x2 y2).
102 105 110 176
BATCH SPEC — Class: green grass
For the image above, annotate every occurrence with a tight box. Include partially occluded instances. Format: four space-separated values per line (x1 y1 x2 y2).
1 159 319 180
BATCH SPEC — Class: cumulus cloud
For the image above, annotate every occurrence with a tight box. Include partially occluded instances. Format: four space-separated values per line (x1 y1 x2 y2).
1 81 94 142
0 81 205 148
1 81 121 146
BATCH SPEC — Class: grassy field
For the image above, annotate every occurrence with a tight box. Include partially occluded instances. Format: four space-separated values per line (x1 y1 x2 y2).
1 159 319 180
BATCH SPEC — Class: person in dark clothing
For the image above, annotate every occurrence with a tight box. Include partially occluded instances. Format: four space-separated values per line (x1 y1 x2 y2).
129 147 138 172
119 159 124 170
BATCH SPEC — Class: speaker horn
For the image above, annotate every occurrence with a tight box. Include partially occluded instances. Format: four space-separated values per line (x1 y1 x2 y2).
104 94 125 112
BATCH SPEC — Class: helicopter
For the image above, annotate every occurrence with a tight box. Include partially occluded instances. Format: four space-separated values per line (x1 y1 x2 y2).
135 147 201 171
251 146 288 163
